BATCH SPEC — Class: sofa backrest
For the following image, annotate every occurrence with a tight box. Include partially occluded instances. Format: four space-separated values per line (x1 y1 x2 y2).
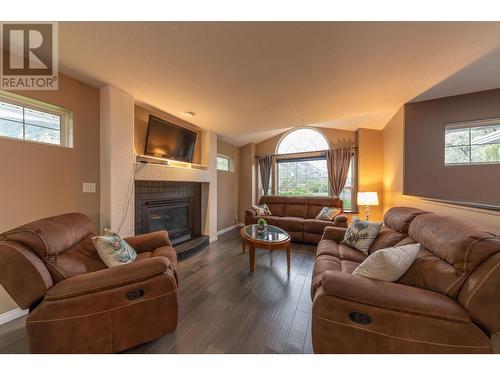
259 195 343 219
368 207 427 253
0 213 106 288
371 207 500 334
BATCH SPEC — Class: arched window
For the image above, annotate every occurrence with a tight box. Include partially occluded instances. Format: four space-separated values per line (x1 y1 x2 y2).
274 127 354 210
277 128 329 154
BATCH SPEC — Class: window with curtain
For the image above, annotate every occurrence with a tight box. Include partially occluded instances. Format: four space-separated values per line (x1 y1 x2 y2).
275 128 355 210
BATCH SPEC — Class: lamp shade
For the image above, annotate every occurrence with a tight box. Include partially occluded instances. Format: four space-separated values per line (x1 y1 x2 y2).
357 192 379 206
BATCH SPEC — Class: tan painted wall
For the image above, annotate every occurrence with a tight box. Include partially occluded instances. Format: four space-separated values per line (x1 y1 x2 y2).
217 139 240 231
134 104 201 165
357 128 384 221
382 107 500 231
0 74 100 314
238 143 256 223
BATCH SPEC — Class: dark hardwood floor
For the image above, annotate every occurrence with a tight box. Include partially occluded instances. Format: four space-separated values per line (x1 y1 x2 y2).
0 229 316 354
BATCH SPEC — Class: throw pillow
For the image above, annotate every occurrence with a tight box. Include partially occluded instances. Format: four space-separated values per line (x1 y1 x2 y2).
341 217 383 255
253 203 272 216
92 229 137 268
352 243 421 282
315 207 341 221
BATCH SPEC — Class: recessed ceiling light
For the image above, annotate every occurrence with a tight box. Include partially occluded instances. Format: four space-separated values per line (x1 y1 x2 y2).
184 111 196 118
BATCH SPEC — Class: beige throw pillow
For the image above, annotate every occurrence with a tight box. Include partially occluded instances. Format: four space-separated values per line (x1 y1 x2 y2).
352 243 421 282
253 203 272 216
315 207 341 221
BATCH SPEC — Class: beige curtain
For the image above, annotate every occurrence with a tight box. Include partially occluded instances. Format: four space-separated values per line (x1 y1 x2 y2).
258 155 272 195
325 148 353 197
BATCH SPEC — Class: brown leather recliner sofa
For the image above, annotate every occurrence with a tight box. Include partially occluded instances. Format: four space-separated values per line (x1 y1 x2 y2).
0 213 179 353
311 207 500 353
245 196 348 244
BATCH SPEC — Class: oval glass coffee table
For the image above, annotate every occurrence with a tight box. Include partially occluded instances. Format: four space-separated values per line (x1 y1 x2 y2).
240 224 291 273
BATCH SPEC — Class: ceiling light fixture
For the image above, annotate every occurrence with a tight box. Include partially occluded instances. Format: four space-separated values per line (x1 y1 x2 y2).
184 111 196 118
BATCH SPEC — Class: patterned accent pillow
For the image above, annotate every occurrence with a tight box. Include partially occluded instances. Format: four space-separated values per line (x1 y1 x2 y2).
353 243 421 282
92 229 137 268
315 207 342 221
253 203 272 216
341 217 383 255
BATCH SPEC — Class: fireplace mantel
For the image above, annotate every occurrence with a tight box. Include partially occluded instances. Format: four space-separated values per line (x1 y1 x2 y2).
135 161 210 183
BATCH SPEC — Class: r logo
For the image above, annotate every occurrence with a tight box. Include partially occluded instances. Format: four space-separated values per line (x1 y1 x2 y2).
1 22 58 89
2 23 53 75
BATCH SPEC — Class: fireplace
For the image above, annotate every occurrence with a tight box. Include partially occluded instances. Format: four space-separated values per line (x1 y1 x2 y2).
135 181 208 260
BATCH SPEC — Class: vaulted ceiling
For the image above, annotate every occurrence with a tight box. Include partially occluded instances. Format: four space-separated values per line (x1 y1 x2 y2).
58 22 500 145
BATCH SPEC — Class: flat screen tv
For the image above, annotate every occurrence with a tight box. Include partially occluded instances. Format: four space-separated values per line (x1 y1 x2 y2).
144 115 197 163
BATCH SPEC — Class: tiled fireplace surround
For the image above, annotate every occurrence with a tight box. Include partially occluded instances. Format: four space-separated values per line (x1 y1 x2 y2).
134 181 202 241
100 85 218 242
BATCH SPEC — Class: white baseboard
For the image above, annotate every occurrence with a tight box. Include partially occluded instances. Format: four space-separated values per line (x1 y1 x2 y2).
0 307 28 325
217 223 243 236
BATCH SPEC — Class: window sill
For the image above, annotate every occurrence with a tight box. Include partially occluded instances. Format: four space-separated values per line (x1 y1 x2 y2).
343 210 359 214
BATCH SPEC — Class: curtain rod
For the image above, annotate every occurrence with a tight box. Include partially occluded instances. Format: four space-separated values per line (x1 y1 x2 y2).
255 146 357 159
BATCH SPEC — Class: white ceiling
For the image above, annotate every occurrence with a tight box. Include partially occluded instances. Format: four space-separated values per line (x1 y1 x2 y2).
58 22 500 146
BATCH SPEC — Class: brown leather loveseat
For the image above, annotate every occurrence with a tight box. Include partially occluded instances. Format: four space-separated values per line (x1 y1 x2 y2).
0 213 179 353
311 207 500 353
245 196 347 244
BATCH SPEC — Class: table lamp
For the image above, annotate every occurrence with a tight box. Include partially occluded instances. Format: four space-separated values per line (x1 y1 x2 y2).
357 192 379 221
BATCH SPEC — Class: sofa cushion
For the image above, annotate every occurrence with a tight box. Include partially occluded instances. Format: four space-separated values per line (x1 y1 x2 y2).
399 213 500 298
283 197 309 218
369 226 410 254
304 219 337 235
384 207 428 233
312 239 367 297
265 216 304 232
45 235 106 283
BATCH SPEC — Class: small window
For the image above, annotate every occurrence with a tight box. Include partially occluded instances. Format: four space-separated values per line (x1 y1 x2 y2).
0 91 73 147
217 154 233 172
445 119 500 165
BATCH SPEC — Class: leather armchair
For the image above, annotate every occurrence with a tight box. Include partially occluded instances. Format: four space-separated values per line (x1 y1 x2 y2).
0 213 179 353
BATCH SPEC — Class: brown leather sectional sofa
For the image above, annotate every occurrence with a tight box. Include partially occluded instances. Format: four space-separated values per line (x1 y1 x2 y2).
0 213 179 353
245 196 348 244
311 207 500 353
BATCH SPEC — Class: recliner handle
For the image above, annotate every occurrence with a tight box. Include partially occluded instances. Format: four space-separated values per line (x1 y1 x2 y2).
126 289 145 301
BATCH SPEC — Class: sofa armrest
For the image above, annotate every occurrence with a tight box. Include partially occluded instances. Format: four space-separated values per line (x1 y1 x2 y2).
125 230 171 253
321 226 347 242
245 208 257 217
319 270 469 322
45 257 173 301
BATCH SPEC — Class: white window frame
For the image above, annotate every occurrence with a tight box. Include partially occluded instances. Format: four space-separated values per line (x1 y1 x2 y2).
445 118 500 166
0 90 73 148
274 127 356 211
217 153 233 172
